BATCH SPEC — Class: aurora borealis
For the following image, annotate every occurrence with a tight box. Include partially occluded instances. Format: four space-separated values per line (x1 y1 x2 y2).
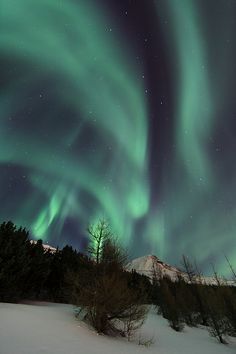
1 0 236 275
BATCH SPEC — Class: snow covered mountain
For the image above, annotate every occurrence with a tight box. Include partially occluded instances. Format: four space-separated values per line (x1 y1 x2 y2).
126 255 235 286
126 255 184 282
30 240 57 253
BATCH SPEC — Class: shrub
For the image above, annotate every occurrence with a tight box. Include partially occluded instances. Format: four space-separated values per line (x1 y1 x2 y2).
206 288 230 344
70 219 148 336
159 279 184 332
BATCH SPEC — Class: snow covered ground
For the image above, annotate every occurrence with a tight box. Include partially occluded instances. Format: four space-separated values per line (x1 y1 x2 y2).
0 302 235 354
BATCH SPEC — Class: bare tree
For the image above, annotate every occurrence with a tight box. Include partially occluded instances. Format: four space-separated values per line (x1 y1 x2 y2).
211 263 223 287
181 255 196 283
225 255 236 283
71 219 148 336
87 218 112 264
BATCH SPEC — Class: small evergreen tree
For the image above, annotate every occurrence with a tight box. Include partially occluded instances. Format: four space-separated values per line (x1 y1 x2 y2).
206 287 229 344
47 245 92 302
159 278 184 331
176 279 197 327
23 240 52 299
225 288 236 336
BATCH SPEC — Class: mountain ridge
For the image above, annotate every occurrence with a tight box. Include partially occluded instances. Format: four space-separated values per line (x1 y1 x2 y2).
126 254 235 286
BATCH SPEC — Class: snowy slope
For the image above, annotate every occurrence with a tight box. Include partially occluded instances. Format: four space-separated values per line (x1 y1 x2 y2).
0 302 235 354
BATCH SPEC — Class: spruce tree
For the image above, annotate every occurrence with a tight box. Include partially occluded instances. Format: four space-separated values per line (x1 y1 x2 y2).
0 221 31 301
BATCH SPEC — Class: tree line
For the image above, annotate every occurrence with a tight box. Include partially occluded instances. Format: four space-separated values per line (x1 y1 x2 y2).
0 220 151 337
0 220 235 343
152 255 236 343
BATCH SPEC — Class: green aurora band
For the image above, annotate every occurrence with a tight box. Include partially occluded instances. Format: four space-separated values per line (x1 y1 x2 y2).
0 0 235 275
0 0 149 247
155 0 236 274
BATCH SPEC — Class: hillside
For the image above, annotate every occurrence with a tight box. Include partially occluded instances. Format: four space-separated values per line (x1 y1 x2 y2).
1 302 235 354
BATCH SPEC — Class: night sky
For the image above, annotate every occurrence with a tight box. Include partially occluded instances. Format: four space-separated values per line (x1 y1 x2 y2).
1 0 236 275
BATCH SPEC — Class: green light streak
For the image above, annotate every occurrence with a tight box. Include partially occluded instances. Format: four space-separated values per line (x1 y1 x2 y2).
1 0 235 276
154 0 236 275
0 0 149 245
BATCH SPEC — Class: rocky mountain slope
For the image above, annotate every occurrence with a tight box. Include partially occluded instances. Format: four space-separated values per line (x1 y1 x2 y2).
126 255 235 286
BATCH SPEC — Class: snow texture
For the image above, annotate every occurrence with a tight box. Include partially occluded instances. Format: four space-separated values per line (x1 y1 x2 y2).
0 302 235 354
